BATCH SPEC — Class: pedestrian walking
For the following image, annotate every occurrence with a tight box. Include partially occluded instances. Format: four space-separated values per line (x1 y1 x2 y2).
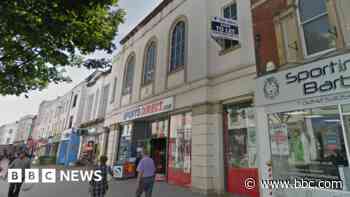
0 152 9 180
89 155 112 197
7 150 31 197
136 149 156 197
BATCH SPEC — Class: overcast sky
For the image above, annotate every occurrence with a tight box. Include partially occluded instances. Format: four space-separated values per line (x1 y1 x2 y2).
0 0 162 125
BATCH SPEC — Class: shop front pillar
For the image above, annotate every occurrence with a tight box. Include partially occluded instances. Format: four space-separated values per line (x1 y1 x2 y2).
255 107 272 197
191 102 225 195
106 124 119 166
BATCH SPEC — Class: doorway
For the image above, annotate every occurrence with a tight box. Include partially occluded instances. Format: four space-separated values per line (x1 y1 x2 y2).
151 138 167 176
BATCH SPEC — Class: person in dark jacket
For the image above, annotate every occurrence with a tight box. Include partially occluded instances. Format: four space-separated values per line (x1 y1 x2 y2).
89 156 112 197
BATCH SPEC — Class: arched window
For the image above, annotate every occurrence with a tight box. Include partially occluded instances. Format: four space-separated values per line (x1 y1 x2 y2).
143 41 157 85
170 21 186 72
122 55 135 95
298 0 335 56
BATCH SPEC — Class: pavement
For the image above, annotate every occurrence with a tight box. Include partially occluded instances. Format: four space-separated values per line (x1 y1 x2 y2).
0 175 208 197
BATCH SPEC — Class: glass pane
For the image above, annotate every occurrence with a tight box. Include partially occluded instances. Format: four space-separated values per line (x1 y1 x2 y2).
299 0 327 22
303 15 335 55
225 103 256 168
269 106 348 192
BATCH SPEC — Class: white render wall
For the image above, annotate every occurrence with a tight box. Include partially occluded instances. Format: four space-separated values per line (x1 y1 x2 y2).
0 122 19 145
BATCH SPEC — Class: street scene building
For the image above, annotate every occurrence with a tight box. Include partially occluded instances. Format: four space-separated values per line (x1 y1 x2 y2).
0 0 350 197
104 0 257 196
253 0 350 197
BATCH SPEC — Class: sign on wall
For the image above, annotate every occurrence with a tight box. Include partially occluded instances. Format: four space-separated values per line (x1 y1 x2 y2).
122 97 174 121
211 16 239 41
256 53 350 107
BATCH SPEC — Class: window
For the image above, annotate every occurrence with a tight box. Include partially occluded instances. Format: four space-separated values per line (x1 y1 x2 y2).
6 138 10 144
169 112 192 176
92 89 100 119
110 77 117 103
222 3 238 50
98 84 110 118
143 41 157 85
170 21 186 72
268 105 349 191
68 116 74 129
122 55 135 95
299 0 335 56
72 94 78 108
85 94 94 121
9 129 13 134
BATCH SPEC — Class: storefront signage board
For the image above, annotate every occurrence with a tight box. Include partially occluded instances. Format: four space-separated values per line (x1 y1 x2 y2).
256 53 350 107
211 16 239 41
122 97 174 121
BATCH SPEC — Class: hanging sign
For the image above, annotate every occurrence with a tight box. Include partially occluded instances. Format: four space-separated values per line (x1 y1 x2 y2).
211 16 239 41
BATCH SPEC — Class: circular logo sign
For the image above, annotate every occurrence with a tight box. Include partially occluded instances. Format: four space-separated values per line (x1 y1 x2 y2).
263 77 280 100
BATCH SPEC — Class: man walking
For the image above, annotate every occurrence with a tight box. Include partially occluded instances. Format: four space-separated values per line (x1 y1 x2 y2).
136 149 156 197
7 151 31 197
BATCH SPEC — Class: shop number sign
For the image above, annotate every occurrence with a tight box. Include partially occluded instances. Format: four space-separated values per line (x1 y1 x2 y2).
270 124 289 156
123 97 174 121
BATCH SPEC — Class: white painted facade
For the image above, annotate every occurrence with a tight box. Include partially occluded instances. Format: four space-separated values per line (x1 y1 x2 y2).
0 122 19 145
105 0 256 194
15 115 35 143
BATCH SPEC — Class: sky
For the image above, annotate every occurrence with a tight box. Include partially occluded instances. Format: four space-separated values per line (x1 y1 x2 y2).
0 0 163 125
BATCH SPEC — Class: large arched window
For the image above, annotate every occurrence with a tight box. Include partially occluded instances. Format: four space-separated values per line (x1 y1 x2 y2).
169 21 186 72
122 55 135 95
298 0 335 56
142 41 157 85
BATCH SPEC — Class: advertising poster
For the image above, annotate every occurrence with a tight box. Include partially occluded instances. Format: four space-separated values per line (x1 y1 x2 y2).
270 124 289 156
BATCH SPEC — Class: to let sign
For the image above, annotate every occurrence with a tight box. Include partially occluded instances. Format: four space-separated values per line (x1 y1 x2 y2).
211 16 239 41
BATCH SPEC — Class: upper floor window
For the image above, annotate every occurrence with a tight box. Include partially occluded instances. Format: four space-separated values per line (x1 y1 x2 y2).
299 0 335 56
170 21 186 72
143 41 157 85
72 94 78 108
122 55 135 95
222 3 238 50
110 77 117 103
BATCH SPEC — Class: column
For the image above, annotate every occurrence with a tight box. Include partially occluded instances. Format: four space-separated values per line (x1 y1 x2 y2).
191 103 225 195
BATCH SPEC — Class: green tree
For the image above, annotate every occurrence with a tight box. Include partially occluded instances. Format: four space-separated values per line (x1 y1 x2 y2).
0 0 125 96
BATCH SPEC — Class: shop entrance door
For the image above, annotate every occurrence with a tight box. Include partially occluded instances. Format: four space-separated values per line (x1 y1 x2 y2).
151 138 167 180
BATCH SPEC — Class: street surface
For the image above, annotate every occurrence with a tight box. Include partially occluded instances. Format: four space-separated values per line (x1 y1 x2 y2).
0 177 207 197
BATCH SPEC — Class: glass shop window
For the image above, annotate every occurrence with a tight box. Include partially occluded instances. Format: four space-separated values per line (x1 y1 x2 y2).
225 103 257 168
117 124 133 162
268 105 349 190
169 112 192 173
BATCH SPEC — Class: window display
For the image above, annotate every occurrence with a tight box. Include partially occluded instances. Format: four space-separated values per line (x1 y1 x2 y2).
117 124 133 162
168 112 192 187
268 105 349 189
226 104 257 168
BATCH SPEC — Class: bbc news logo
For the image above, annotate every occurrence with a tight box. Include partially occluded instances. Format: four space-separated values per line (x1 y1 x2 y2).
8 169 103 183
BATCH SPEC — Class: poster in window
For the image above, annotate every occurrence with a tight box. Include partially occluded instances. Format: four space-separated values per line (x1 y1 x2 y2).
228 129 248 167
270 124 289 156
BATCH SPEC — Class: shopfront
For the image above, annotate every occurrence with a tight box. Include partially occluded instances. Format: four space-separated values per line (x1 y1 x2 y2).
256 53 350 197
113 97 193 187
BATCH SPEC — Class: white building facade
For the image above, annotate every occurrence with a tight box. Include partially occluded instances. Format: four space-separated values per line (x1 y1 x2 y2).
0 122 19 145
104 0 257 195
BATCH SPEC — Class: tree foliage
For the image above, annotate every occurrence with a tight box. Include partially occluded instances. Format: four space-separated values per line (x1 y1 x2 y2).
0 0 125 96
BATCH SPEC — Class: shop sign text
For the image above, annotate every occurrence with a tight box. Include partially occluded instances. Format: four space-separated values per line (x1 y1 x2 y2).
123 97 174 121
